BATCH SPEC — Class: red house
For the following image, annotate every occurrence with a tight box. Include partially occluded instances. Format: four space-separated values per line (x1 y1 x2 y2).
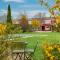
31 17 53 31
40 17 52 31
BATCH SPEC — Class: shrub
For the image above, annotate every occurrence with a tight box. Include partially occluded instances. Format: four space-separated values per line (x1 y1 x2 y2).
56 23 60 32
6 24 22 34
43 44 60 60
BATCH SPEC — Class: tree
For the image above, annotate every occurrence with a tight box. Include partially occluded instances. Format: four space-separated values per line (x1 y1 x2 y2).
31 19 40 30
39 0 60 17
20 15 29 32
39 0 60 31
7 4 12 24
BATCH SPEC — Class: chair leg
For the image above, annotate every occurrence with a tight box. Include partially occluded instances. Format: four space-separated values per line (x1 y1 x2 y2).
15 54 19 60
25 53 33 60
12 53 19 60
19 53 23 60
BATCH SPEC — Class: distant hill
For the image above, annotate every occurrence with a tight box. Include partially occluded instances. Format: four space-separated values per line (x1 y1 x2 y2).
0 15 7 24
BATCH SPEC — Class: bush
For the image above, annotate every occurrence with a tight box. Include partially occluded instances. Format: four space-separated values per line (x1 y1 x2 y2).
43 44 60 60
6 24 22 34
56 23 60 32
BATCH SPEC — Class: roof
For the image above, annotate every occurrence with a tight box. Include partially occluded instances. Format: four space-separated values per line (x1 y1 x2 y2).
31 17 54 20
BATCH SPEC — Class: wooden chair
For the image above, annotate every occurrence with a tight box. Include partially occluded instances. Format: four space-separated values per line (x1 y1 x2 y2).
11 41 28 60
24 41 38 60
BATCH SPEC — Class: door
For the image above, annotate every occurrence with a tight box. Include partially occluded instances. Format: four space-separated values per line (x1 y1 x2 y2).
42 26 45 31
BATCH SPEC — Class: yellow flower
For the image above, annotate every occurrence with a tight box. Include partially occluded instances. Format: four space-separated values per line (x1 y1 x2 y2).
45 50 48 54
47 53 51 57
44 50 51 57
54 45 58 48
50 56 54 60
0 24 7 34
57 47 60 52
47 46 53 51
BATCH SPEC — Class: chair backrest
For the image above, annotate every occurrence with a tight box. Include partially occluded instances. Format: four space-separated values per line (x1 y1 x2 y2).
12 41 27 50
34 40 38 53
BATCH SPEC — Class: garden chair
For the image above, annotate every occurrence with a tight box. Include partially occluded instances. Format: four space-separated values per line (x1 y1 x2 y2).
11 41 28 60
24 41 38 60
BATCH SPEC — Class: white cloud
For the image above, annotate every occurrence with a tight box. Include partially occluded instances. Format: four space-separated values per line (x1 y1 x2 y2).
12 11 19 19
0 10 7 16
0 9 50 19
4 0 24 3
26 10 50 18
26 10 40 18
46 13 50 17
0 9 19 19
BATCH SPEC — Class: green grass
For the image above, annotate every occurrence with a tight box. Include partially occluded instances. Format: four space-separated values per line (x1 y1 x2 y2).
16 32 60 60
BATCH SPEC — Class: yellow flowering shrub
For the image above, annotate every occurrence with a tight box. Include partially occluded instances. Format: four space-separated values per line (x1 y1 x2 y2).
43 44 60 60
56 16 60 24
0 24 7 35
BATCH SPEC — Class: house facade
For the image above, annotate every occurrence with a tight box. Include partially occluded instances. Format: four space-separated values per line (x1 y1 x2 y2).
40 17 52 31
30 17 53 31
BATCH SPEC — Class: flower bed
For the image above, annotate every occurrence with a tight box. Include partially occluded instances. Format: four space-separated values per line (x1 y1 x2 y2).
43 44 60 60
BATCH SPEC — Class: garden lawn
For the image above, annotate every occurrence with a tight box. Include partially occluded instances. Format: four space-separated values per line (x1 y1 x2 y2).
16 32 60 60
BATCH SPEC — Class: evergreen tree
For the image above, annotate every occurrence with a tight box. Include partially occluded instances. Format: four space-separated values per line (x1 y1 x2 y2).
7 4 12 24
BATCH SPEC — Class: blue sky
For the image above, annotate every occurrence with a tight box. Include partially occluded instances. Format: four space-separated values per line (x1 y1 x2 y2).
0 0 55 19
